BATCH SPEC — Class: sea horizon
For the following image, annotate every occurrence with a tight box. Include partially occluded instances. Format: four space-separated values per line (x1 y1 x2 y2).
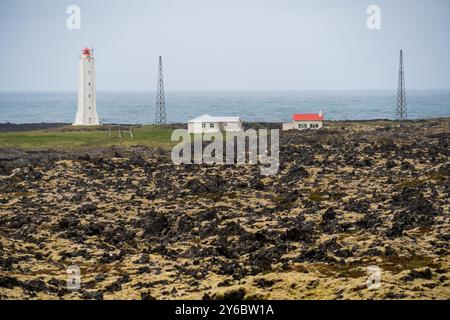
1 90 449 124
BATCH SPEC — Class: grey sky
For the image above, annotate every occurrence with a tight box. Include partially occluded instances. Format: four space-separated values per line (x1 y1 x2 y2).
0 0 449 91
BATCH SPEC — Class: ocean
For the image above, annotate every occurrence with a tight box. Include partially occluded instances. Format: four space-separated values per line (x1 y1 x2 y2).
0 90 449 124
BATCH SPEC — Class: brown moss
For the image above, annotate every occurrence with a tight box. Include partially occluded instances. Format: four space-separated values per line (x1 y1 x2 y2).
379 255 440 274
308 191 326 202
396 179 424 188
314 263 366 279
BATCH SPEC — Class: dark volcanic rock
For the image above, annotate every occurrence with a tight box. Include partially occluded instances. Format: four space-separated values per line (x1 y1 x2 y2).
282 216 316 243
344 199 370 214
22 279 47 292
220 288 246 300
78 204 97 215
103 224 135 245
249 245 286 275
295 238 342 263
357 212 382 230
388 187 441 237
82 291 104 300
184 174 227 195
283 162 309 183
322 207 337 221
0 276 20 289
320 208 343 234
138 213 170 238
402 268 433 282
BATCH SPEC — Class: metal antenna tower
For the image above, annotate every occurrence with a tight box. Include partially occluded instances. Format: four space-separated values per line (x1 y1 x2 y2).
155 56 166 124
396 50 407 120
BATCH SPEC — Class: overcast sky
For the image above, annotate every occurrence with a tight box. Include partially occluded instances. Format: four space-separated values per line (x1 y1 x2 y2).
0 0 449 91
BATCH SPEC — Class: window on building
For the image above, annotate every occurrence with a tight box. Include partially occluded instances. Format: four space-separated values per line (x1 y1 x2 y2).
88 82 91 86
202 123 206 128
210 123 215 128
298 123 307 129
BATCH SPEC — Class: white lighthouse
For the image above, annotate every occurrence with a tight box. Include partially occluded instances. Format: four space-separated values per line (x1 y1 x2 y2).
74 47 100 125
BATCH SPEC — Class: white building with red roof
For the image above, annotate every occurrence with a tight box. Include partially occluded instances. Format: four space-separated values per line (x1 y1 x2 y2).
282 111 324 130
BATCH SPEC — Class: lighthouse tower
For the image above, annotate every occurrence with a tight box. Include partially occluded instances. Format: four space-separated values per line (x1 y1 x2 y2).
74 47 100 125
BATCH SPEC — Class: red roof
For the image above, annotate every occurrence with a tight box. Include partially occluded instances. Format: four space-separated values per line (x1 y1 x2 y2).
293 113 323 121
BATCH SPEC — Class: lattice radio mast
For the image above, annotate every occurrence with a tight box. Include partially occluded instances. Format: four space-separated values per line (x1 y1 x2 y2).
396 50 407 120
155 56 166 124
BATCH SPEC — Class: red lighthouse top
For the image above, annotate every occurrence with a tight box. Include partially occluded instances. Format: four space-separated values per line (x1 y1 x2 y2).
82 47 92 56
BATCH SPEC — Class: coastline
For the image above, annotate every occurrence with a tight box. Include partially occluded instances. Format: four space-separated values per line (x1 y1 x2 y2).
0 117 448 133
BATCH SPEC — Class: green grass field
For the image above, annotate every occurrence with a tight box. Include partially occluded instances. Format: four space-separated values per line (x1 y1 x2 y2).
0 126 177 150
1 119 443 150
0 125 273 150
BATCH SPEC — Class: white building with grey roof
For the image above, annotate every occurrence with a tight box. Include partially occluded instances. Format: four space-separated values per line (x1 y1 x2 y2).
187 114 243 134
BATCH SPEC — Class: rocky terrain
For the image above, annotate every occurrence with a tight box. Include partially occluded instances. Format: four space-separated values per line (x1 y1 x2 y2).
0 119 449 300
0 123 68 132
